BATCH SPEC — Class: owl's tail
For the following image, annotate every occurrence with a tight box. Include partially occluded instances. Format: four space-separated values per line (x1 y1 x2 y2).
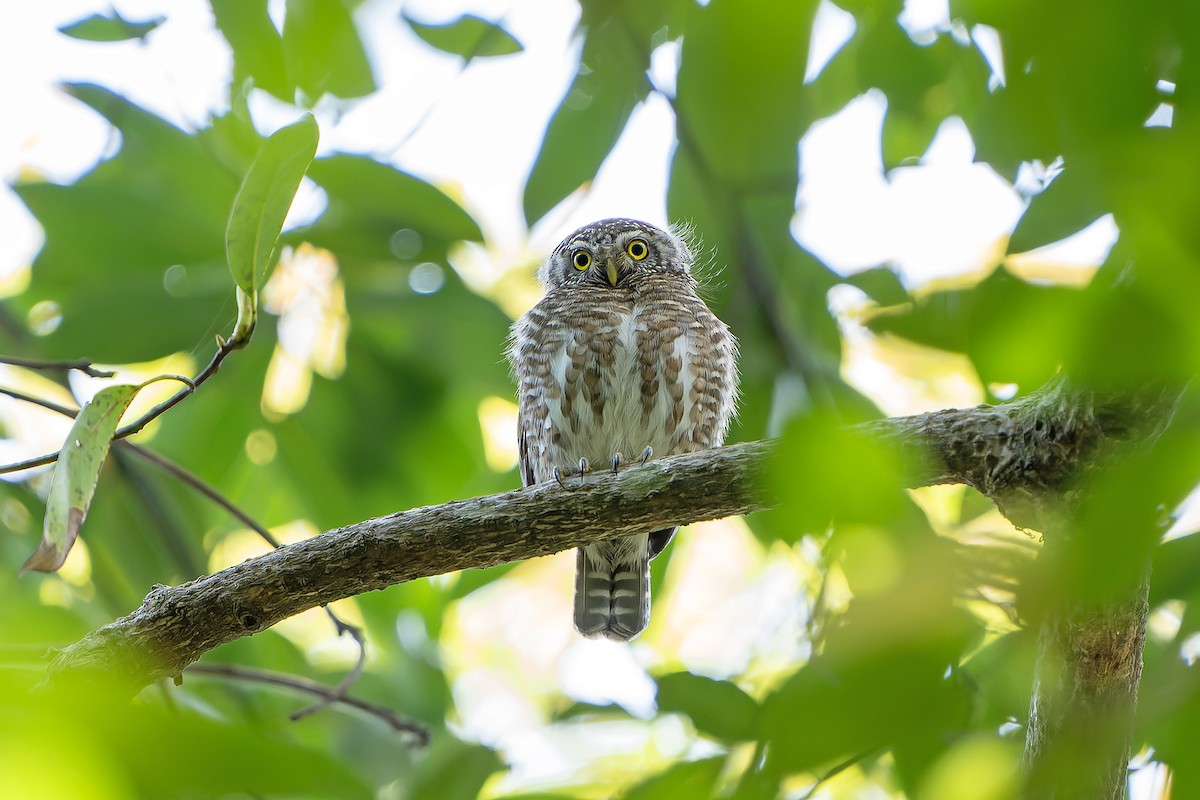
574 535 651 641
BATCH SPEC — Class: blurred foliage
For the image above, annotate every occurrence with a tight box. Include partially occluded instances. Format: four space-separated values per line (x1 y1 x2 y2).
4 0 1200 798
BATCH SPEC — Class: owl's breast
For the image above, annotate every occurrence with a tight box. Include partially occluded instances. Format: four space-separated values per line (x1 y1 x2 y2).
514 287 735 483
545 299 701 464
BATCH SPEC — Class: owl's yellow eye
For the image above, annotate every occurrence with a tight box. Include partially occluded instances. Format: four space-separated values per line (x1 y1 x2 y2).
626 239 649 261
572 250 591 270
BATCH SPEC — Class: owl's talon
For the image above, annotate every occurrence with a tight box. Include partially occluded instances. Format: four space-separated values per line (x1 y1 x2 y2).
610 453 622 475
639 446 653 466
578 457 590 486
553 467 567 490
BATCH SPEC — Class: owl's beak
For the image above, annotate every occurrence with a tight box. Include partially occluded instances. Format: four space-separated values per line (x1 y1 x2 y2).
605 260 620 287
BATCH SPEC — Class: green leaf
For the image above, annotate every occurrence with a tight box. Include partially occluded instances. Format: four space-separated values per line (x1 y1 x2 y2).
15 86 241 362
404 13 523 59
283 0 377 102
772 409 912 536
865 269 1082 390
1006 170 1107 255
58 10 163 42
406 737 501 800
21 385 141 574
210 0 290 100
621 756 725 800
225 113 319 344
2 676 373 799
674 0 816 182
656 672 759 742
523 20 647 224
304 154 483 253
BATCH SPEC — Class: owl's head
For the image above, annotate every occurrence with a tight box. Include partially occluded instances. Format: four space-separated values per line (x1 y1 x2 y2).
538 218 694 290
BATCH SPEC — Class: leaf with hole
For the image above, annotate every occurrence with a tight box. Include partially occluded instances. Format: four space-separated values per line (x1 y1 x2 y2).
22 384 141 574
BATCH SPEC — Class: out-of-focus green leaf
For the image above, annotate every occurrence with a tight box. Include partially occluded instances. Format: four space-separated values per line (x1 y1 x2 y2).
58 10 163 42
1139 653 1200 798
552 699 639 721
304 155 482 257
225 113 318 344
844 266 911 308
0 674 372 799
15 85 240 362
523 22 646 225
1152 534 1200 609
881 109 944 170
282 0 376 102
675 0 816 182
1007 170 1107 256
407 737 501 800
961 630 1036 730
771 408 910 537
866 269 1082 390
621 756 725 800
763 624 975 782
210 0 290 100
855 23 988 169
656 672 759 743
403 13 522 59
21 384 141 574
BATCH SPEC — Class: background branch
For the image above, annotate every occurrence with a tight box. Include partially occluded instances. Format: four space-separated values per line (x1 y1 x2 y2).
185 663 429 744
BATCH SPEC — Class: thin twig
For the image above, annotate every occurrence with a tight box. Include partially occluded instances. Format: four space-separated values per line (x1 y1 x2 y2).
795 748 881 800
0 355 116 378
186 662 429 745
0 336 239 474
290 613 366 721
125 445 282 548
0 386 79 417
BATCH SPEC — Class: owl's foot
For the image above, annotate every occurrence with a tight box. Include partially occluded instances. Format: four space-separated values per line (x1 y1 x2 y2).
607 447 650 476
553 459 592 490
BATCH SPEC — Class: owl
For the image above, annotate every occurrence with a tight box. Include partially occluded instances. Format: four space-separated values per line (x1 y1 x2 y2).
509 218 738 641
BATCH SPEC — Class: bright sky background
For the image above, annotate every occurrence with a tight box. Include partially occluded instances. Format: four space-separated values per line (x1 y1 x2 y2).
3 0 1156 796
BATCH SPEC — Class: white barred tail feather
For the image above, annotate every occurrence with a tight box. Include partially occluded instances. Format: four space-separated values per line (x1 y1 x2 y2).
574 536 650 640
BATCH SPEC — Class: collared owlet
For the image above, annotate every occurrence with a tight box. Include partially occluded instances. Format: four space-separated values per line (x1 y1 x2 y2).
509 218 738 641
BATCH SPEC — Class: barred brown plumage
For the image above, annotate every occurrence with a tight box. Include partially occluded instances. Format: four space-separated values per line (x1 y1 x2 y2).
509 218 738 641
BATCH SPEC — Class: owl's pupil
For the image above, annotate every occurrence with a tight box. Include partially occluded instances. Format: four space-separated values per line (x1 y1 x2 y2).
573 252 590 269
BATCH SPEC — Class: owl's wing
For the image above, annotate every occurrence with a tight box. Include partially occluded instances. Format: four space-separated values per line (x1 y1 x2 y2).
518 426 536 488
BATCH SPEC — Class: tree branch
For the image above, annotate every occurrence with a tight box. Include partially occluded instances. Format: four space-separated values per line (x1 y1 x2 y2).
47 440 772 695
45 378 1179 707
